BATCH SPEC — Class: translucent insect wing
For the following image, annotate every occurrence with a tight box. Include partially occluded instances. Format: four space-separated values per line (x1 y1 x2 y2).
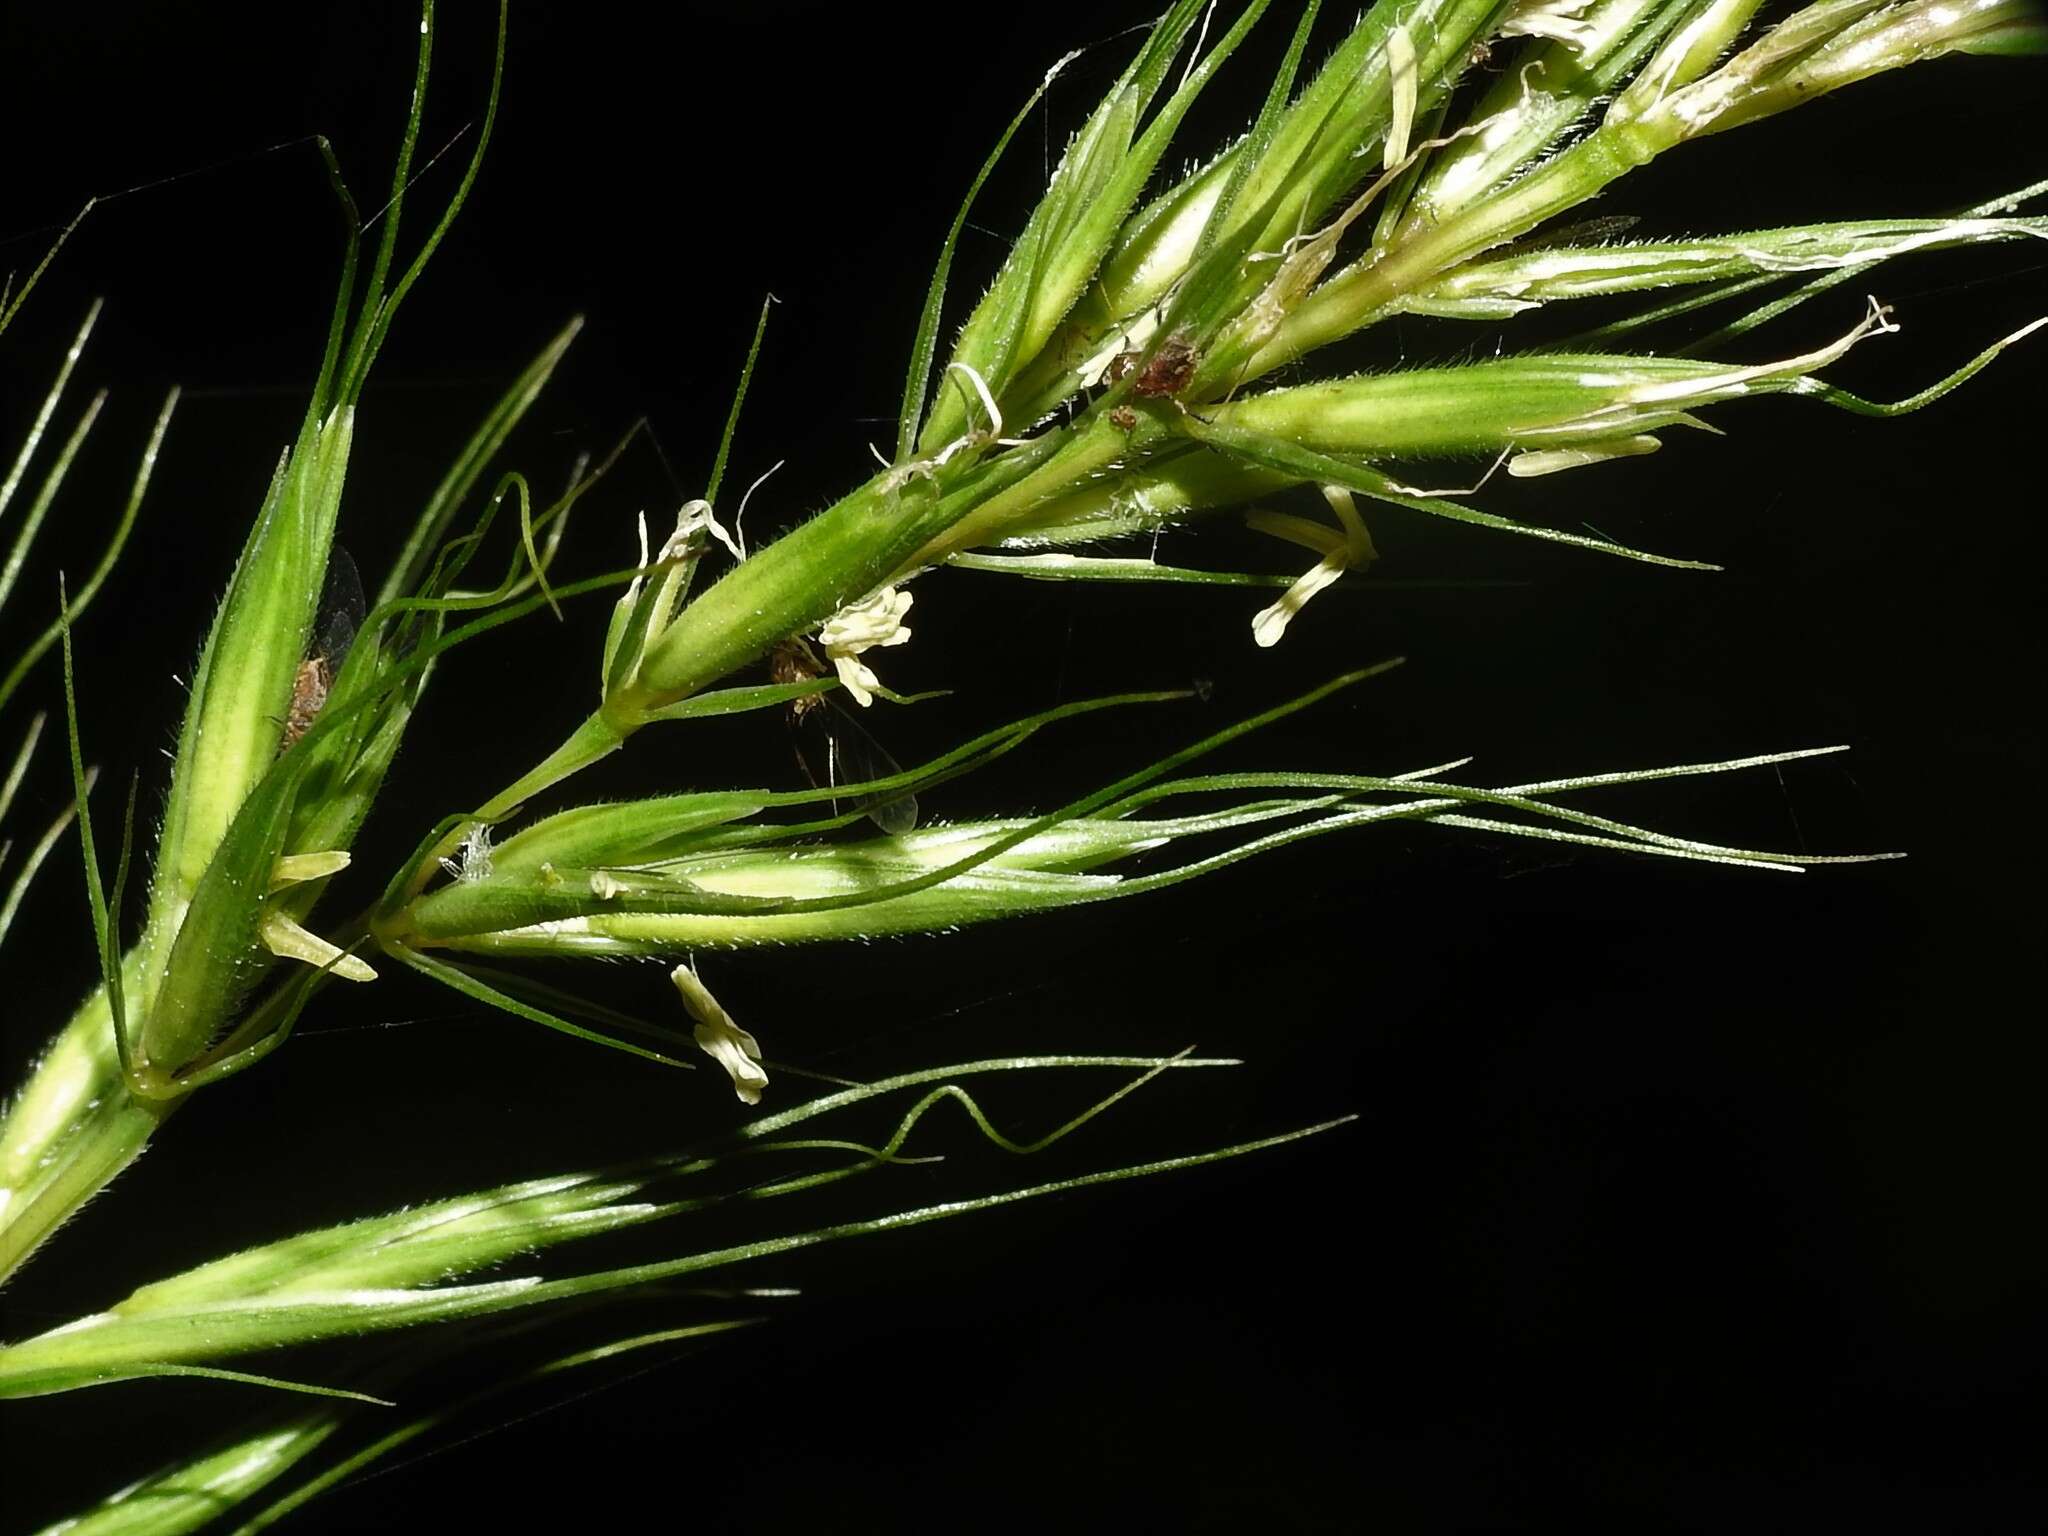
791 699 918 836
315 546 367 672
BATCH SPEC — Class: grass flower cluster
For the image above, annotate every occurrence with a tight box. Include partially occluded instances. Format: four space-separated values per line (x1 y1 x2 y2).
0 0 2039 1524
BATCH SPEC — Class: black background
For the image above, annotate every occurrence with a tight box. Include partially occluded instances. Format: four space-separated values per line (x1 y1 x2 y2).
2 2 2044 1529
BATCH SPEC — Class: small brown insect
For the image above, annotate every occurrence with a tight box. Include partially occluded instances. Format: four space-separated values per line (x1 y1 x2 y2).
281 548 364 753
1129 333 1197 399
283 656 335 751
1108 404 1138 431
769 636 828 724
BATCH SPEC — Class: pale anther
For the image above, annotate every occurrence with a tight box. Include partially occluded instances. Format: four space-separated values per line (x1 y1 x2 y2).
818 585 914 706
672 962 768 1105
1248 485 1377 647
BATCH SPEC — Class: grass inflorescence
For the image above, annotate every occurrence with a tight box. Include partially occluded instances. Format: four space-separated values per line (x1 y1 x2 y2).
0 0 2039 1524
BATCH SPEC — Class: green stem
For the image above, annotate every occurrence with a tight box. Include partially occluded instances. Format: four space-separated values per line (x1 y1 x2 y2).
398 708 628 910
0 977 171 1289
478 709 627 823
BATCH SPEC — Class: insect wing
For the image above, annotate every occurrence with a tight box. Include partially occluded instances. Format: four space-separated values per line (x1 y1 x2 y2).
790 699 918 836
314 546 367 673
